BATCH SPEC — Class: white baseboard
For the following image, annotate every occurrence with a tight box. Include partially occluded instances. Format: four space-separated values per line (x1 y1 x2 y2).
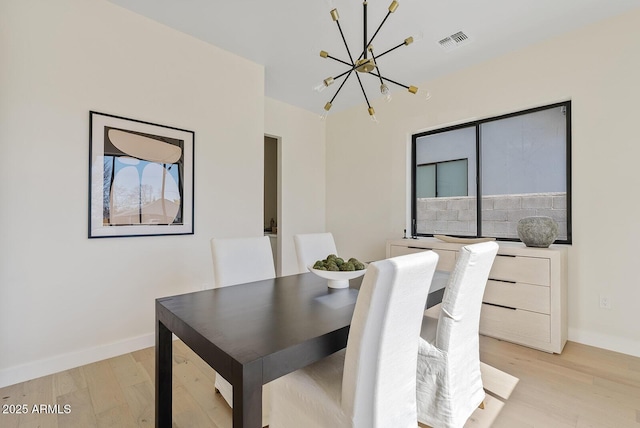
568 328 640 358
0 333 155 389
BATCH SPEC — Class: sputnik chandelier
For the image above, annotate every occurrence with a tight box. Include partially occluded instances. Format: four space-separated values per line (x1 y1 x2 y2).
315 0 427 121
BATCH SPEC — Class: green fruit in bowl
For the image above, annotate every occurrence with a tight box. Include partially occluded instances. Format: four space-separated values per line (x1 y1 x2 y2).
313 255 365 271
340 262 355 271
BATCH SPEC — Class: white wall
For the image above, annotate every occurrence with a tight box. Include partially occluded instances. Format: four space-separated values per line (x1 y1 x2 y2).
0 0 266 387
265 97 327 276
326 9 640 357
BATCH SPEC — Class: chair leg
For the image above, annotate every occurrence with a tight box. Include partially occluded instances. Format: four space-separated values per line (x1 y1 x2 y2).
478 401 485 410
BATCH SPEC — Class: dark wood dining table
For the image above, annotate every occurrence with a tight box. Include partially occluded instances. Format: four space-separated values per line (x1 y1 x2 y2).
155 270 448 428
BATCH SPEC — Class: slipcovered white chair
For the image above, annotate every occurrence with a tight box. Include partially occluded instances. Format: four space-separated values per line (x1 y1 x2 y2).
293 232 338 273
416 241 499 428
270 250 440 428
209 236 276 427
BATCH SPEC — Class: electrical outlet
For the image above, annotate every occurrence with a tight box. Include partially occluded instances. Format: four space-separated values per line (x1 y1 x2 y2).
599 294 612 309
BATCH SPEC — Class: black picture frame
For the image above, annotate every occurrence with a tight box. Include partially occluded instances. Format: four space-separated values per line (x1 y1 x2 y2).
88 111 194 238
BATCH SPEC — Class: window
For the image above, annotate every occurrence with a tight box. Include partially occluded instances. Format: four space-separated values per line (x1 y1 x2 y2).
411 102 571 243
416 159 468 198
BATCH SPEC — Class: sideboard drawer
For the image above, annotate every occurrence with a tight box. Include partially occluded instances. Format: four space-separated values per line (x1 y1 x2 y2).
480 303 551 344
484 280 550 314
389 245 456 272
489 255 550 286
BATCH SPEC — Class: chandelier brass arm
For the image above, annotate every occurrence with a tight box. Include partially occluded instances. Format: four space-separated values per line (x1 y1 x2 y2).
316 60 370 94
331 8 356 65
374 36 415 60
320 50 352 68
369 71 418 94
330 70 355 104
355 0 397 63
354 68 373 117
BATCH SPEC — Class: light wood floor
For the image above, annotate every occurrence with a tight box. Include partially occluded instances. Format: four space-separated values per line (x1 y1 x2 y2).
1 336 639 427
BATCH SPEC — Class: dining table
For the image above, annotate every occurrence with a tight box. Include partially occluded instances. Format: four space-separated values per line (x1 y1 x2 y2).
155 269 449 428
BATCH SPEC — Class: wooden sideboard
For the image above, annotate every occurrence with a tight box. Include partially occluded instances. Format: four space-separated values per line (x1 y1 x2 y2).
387 238 568 353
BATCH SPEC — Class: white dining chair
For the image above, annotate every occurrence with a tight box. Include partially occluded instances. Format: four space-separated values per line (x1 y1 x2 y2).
416 241 499 428
269 250 439 428
209 236 276 427
293 232 338 273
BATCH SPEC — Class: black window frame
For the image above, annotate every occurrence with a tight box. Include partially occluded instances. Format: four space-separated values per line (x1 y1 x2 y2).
411 101 572 244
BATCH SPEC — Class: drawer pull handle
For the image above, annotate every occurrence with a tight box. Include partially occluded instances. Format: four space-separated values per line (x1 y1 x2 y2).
490 279 517 284
409 246 431 250
484 302 517 310
498 254 517 258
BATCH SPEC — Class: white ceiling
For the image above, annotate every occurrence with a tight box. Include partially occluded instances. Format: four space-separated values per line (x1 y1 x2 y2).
108 0 639 115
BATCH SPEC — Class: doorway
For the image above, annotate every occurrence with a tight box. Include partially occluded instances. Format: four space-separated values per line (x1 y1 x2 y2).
264 135 280 275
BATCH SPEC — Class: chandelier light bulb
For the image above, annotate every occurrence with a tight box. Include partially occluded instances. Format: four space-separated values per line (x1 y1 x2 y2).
380 84 392 102
313 77 335 93
404 32 424 46
320 101 332 120
313 82 327 93
368 107 378 123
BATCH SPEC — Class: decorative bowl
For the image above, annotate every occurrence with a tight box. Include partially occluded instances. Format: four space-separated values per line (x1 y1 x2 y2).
308 265 367 289
517 216 558 248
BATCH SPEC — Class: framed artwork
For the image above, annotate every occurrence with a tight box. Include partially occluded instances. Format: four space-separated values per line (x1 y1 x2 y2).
89 111 194 238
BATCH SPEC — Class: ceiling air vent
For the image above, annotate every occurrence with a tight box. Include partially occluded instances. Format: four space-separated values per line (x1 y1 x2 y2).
438 31 471 52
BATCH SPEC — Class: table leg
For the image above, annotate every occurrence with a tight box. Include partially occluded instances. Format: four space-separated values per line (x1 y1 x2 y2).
155 319 172 428
233 361 262 428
